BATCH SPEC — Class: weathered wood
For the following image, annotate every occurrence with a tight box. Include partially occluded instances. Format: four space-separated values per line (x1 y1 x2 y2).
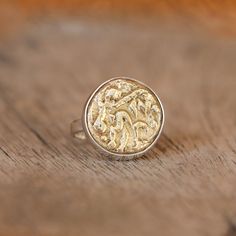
0 19 236 236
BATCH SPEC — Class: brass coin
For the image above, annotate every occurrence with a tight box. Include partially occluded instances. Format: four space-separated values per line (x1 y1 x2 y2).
84 77 164 158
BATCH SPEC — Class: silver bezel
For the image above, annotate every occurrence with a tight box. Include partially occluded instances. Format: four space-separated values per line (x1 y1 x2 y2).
82 77 165 160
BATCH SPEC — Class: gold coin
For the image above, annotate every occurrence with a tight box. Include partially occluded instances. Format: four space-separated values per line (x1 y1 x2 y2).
85 77 164 156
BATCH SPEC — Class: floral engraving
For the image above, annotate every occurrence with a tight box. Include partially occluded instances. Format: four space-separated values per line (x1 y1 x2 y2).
87 79 162 153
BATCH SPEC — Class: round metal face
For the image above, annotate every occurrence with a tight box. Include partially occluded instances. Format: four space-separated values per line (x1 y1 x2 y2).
84 77 164 160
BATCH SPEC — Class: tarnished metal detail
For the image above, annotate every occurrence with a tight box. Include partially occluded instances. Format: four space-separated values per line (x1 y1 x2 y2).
86 78 164 155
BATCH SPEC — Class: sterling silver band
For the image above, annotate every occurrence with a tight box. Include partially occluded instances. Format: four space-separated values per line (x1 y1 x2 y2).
71 119 86 141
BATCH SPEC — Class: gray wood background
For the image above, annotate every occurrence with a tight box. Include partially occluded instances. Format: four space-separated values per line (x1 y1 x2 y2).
0 19 236 236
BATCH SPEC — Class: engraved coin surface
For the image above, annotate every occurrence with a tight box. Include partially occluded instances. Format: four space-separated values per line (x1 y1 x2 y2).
85 78 164 155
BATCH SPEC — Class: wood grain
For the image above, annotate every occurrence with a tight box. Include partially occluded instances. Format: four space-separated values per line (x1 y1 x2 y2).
0 18 236 236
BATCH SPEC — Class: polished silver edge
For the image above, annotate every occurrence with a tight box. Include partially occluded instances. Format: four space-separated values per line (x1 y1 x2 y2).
82 76 165 160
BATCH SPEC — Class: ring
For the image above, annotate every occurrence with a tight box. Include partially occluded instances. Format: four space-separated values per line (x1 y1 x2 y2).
71 77 164 160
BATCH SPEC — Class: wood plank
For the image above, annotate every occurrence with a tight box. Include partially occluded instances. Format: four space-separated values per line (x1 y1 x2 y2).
0 19 236 236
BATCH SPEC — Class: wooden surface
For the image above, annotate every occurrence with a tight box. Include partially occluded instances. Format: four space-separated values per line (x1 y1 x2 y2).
0 18 236 236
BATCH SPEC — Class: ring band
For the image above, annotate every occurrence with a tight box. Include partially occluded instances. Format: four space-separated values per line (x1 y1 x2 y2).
71 119 86 142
